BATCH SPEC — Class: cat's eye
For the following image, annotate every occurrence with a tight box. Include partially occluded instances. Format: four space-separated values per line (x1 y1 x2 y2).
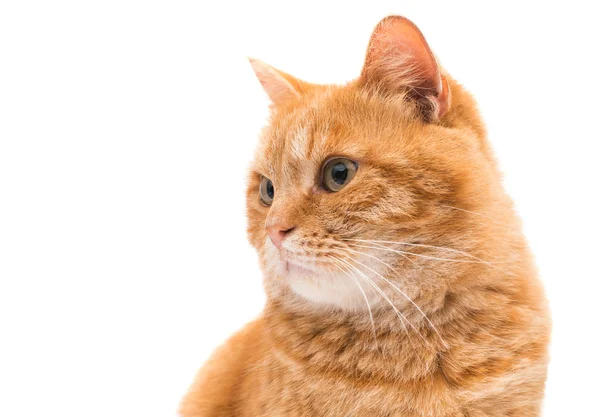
321 157 358 192
259 176 275 206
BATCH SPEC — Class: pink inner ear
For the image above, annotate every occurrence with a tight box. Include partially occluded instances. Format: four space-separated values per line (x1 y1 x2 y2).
362 16 443 99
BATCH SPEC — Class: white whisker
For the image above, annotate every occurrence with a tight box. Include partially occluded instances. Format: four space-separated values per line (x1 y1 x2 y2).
348 241 499 266
357 239 508 266
344 238 495 264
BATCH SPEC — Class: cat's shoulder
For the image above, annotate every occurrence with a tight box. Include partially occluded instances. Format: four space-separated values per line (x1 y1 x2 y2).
179 317 266 417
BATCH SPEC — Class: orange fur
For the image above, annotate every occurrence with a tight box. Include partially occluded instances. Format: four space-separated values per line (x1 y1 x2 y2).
180 16 550 417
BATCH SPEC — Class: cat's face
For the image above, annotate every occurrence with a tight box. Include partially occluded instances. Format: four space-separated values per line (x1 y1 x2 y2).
246 17 496 310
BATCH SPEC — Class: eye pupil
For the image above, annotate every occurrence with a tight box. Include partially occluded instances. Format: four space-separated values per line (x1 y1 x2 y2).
331 163 348 185
266 180 274 199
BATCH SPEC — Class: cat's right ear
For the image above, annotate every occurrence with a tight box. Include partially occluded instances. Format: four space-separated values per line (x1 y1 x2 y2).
248 58 307 106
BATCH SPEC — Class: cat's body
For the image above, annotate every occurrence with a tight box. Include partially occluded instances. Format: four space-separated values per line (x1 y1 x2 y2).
180 16 550 417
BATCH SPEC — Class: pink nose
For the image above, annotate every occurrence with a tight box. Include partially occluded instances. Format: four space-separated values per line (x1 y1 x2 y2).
266 224 296 249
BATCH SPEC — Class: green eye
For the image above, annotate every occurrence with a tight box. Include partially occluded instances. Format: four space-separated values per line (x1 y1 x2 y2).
322 157 358 192
259 176 275 206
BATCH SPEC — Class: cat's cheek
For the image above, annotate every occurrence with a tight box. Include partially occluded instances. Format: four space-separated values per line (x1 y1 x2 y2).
245 203 270 249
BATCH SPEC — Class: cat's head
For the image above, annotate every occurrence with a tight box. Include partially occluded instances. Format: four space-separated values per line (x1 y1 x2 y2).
246 16 505 312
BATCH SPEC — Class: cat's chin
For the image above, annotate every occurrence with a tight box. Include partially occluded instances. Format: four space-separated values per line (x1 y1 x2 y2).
284 264 379 311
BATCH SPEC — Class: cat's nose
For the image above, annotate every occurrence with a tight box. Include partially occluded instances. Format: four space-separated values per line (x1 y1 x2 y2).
266 224 296 249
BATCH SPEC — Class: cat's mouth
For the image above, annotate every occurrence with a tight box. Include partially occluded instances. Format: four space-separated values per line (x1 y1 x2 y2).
278 251 323 276
285 260 315 275
267 238 326 277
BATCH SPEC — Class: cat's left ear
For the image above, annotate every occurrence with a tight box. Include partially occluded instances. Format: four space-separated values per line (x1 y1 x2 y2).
248 58 308 106
359 16 451 120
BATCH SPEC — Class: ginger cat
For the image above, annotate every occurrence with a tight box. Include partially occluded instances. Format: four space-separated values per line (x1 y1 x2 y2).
180 16 550 417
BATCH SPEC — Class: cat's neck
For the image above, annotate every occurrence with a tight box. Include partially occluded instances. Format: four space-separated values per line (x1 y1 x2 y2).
262 259 525 384
262 296 446 383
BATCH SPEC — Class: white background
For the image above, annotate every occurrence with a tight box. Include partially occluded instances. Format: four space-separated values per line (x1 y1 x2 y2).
1 1 599 416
